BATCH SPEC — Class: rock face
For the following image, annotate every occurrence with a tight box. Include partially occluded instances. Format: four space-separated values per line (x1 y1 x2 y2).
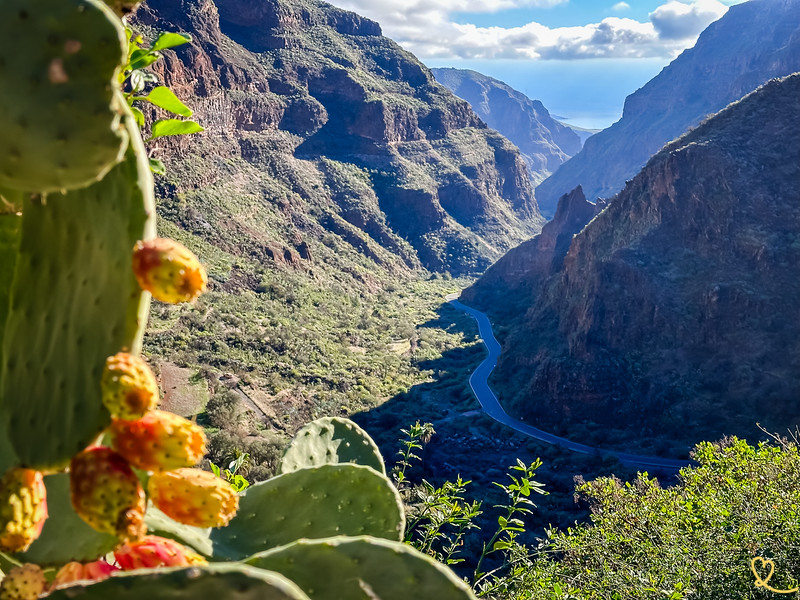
461 186 604 316
535 0 800 217
486 74 800 447
133 0 543 276
432 68 582 185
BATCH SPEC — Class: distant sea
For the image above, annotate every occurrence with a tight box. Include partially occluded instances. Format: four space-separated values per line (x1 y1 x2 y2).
424 57 668 130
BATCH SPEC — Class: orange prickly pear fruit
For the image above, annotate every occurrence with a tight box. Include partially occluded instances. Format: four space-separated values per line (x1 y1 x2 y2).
69 447 146 541
0 468 47 553
0 564 46 600
114 535 207 570
101 352 160 420
132 238 207 303
148 468 239 528
50 560 119 591
109 410 207 472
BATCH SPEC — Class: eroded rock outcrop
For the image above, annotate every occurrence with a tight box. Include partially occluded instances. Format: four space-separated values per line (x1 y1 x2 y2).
134 0 543 276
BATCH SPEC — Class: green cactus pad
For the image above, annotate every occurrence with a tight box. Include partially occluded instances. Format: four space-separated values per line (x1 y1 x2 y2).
211 464 405 560
0 0 129 194
247 536 478 600
1 116 155 470
145 504 214 557
16 473 117 566
279 417 385 475
46 564 311 599
0 208 22 473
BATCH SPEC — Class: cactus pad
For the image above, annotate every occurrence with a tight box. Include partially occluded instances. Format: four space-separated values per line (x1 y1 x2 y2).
0 116 155 470
0 0 129 193
45 564 311 599
279 417 385 475
211 464 404 560
247 536 478 600
17 474 117 567
144 505 214 558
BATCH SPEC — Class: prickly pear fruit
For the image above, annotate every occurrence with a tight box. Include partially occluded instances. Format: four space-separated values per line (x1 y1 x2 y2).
0 469 47 552
50 560 119 590
148 468 238 528
70 447 145 541
0 564 46 600
114 535 207 570
0 0 129 193
101 353 159 420
132 238 207 304
109 410 206 472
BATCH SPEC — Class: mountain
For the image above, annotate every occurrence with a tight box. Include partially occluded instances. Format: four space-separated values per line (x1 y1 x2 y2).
471 74 800 448
460 186 605 316
432 67 582 185
134 0 543 277
535 0 800 217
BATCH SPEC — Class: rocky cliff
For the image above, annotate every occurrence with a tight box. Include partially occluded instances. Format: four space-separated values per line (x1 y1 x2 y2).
461 186 604 316
488 74 800 448
432 68 582 185
133 0 543 276
535 0 800 217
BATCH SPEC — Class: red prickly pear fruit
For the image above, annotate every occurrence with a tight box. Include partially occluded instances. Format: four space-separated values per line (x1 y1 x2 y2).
148 468 239 528
0 468 47 553
0 564 46 600
101 353 159 420
50 560 119 591
69 447 146 541
109 410 207 472
114 535 207 570
132 238 207 304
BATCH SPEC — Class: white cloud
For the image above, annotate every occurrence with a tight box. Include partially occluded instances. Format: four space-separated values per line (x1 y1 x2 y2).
612 2 631 11
332 0 732 60
650 0 727 40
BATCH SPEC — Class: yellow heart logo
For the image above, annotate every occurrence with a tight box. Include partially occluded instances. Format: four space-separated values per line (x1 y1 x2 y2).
751 557 776 588
751 557 799 594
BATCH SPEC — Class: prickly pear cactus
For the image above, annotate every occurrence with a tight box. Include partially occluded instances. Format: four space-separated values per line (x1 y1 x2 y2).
279 417 385 475
0 0 129 193
45 564 311 600
247 536 477 600
211 464 405 560
0 117 155 470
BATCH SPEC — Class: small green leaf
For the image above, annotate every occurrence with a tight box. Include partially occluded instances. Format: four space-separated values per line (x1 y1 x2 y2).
130 106 145 127
151 32 192 52
145 86 192 117
129 50 160 71
148 158 166 175
149 119 204 140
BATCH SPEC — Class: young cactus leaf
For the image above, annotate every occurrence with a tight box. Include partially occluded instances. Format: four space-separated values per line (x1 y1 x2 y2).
45 563 311 600
210 464 404 561
246 536 478 600
279 417 385 475
0 116 155 470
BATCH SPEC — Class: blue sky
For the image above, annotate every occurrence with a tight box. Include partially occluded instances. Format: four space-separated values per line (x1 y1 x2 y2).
330 0 748 129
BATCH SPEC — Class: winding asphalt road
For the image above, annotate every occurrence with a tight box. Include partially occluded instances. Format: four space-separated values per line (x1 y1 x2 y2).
446 294 690 471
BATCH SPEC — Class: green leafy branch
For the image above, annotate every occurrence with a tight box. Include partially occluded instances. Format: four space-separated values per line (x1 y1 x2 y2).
210 451 251 493
121 30 204 173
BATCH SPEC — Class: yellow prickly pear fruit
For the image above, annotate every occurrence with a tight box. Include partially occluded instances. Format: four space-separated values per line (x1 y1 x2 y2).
114 535 207 570
0 564 46 600
69 447 146 541
109 410 207 472
101 352 160 420
0 468 47 553
148 468 239 528
132 238 207 304
50 560 119 591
